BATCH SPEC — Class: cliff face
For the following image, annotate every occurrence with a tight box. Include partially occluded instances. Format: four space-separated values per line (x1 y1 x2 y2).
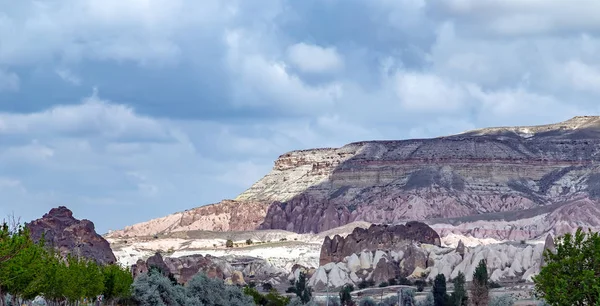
28 206 117 265
259 116 600 236
106 200 269 238
113 116 600 239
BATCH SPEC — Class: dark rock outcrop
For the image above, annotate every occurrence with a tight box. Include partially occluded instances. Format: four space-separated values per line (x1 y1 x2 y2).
132 253 285 285
27 206 116 265
319 222 441 265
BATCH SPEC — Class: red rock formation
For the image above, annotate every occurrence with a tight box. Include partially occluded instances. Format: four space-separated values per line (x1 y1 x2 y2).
27 206 117 265
319 222 440 266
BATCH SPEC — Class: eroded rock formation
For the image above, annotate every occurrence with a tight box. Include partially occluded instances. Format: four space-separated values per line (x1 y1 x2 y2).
132 252 286 285
28 206 117 265
319 222 441 266
113 116 600 239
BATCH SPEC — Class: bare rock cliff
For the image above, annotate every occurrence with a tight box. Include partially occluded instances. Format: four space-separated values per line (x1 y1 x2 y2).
28 206 117 265
113 116 600 239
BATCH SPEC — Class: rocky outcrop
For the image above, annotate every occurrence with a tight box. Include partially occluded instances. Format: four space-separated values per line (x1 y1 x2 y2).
319 222 440 265
107 200 270 238
132 252 286 285
115 116 600 239
307 241 546 289
27 206 116 265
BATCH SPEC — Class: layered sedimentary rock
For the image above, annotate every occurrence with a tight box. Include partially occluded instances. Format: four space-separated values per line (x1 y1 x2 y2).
319 222 440 266
107 200 270 238
259 116 600 236
113 116 600 239
28 206 117 265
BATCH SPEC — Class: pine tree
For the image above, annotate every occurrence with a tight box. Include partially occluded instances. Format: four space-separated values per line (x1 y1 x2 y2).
432 274 448 306
450 272 468 306
471 259 489 306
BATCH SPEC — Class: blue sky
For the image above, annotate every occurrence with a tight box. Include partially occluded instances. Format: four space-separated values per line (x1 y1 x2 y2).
2 0 600 233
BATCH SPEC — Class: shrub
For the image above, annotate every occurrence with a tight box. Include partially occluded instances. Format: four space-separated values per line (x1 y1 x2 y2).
261 282 273 292
378 281 389 288
387 278 397 286
489 294 515 306
226 240 234 248
414 280 426 292
339 284 354 306
245 239 253 245
358 297 377 306
398 277 413 286
489 281 502 289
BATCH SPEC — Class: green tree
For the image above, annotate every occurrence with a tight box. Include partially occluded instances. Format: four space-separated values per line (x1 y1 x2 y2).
339 284 354 306
470 259 489 306
226 240 234 248
432 274 448 306
450 272 467 306
533 228 600 306
102 263 133 304
290 271 312 304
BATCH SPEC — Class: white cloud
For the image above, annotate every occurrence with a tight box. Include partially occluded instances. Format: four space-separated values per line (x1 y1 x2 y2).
225 30 343 113
55 68 81 85
394 72 471 112
0 69 19 92
287 43 344 73
563 60 600 94
433 0 600 36
0 88 172 141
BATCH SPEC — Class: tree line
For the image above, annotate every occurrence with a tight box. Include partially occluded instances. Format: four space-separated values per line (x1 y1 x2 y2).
0 222 133 305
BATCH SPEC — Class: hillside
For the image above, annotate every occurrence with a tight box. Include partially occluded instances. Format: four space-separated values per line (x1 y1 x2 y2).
109 116 600 240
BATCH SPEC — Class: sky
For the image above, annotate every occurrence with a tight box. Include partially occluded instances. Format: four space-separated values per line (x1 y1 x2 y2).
2 0 600 233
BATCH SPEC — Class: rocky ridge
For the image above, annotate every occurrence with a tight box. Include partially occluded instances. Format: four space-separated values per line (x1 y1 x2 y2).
112 116 600 240
319 222 440 266
28 206 117 265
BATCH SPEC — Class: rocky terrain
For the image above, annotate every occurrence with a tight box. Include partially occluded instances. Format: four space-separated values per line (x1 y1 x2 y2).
27 206 117 265
131 252 286 286
320 222 440 265
110 116 600 240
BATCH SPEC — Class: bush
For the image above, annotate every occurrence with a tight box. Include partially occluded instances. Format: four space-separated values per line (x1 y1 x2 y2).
261 282 273 292
387 278 397 286
398 277 413 286
132 270 254 306
489 294 515 306
378 282 389 288
245 239 253 245
339 284 354 306
357 280 375 289
414 280 426 292
416 293 434 306
226 239 234 248
358 297 377 306
489 281 502 289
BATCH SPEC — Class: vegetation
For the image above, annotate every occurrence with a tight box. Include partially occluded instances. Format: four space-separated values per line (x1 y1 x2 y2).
489 294 515 306
243 286 290 306
245 239 253 245
357 297 376 306
470 259 489 306
432 274 448 306
226 239 234 248
450 271 467 306
287 271 312 304
533 228 600 305
357 279 375 289
132 269 254 305
339 284 354 306
0 222 133 306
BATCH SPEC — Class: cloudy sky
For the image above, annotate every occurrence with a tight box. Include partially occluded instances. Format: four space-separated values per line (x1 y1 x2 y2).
1 0 600 233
